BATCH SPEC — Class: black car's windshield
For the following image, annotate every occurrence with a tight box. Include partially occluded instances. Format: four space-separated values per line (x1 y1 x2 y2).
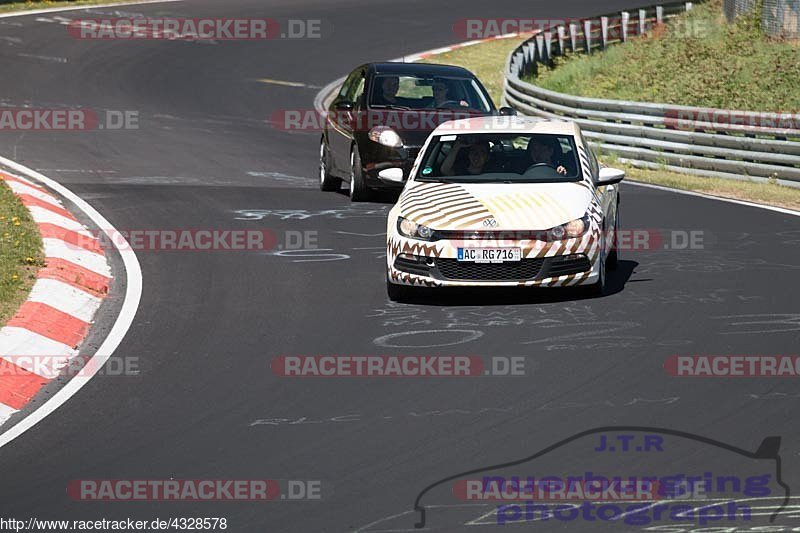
369 75 492 113
416 133 583 183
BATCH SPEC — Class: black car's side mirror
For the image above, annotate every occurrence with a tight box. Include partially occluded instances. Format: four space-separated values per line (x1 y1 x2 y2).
498 106 517 116
334 101 354 111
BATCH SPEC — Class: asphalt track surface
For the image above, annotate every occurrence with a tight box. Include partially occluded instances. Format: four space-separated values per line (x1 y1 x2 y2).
0 0 799 531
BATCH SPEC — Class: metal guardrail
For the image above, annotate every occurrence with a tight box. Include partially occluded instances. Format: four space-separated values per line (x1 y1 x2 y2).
502 1 800 187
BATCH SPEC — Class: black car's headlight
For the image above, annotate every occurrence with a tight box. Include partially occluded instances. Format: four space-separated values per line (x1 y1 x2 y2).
398 217 433 241
545 215 591 241
368 126 403 148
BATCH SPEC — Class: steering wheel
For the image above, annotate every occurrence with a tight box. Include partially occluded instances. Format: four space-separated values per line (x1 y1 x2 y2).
523 162 557 174
436 100 467 110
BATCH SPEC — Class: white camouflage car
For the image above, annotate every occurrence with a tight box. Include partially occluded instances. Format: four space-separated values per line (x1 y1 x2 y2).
383 116 624 301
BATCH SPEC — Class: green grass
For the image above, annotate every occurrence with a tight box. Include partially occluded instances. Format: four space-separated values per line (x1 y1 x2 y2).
0 0 138 13
0 180 44 325
531 0 800 111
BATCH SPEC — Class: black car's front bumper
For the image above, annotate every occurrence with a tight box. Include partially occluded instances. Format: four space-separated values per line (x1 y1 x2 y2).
359 142 421 189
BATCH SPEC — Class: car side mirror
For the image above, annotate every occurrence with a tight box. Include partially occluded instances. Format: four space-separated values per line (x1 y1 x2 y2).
378 167 404 183
596 167 625 186
335 101 354 111
498 106 517 116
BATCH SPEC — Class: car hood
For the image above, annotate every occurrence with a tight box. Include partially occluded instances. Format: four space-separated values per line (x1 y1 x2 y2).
398 181 594 231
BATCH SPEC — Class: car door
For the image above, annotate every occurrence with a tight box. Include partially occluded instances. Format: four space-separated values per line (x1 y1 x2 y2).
328 68 365 174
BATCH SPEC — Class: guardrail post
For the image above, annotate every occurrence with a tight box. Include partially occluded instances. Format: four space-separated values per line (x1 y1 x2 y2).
535 33 547 64
638 9 647 35
583 19 593 53
621 11 630 41
556 26 566 56
656 6 664 25
569 22 579 52
514 51 524 76
600 16 609 49
543 31 553 63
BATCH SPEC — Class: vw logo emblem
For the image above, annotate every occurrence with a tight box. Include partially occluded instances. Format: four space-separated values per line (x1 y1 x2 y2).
483 218 498 228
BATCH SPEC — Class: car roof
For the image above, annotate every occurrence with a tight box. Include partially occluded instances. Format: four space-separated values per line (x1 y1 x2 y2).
366 62 476 78
431 116 581 136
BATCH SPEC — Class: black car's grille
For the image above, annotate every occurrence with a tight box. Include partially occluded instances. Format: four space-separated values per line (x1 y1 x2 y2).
435 258 545 281
544 255 592 277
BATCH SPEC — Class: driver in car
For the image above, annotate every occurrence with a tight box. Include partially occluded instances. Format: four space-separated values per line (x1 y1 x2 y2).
431 80 469 109
526 137 569 175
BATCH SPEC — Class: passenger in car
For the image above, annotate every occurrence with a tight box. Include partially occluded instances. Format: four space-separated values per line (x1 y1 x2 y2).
441 140 502 176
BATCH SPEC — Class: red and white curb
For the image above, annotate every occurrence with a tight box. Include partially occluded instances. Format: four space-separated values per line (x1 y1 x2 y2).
0 171 112 426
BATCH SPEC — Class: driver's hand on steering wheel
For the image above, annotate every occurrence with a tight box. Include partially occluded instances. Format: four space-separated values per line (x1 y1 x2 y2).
556 165 567 175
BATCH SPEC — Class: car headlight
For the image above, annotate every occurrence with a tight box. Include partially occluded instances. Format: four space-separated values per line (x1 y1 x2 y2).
546 215 590 241
398 217 433 241
368 126 403 148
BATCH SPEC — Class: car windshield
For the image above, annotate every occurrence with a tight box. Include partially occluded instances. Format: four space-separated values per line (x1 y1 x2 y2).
369 75 492 113
416 132 583 183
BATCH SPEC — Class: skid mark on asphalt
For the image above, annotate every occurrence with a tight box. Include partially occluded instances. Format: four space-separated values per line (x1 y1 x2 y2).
246 170 316 187
249 397 683 428
16 52 67 63
234 205 390 221
367 303 692 351
714 314 800 335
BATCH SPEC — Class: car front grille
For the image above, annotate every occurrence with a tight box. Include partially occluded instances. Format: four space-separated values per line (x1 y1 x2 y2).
434 258 546 281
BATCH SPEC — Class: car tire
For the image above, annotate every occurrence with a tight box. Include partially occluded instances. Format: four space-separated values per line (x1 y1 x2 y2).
607 210 619 271
349 146 370 202
586 250 607 297
387 279 412 302
319 137 341 192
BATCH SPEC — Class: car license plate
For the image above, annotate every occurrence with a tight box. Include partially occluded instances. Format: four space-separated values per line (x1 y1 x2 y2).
457 248 521 263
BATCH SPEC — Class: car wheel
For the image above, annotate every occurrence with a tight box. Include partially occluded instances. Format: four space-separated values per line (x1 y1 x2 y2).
607 209 619 270
319 137 341 192
586 250 607 297
387 279 412 302
349 146 370 202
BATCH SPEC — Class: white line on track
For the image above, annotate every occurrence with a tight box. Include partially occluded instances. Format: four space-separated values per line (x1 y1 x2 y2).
0 156 142 450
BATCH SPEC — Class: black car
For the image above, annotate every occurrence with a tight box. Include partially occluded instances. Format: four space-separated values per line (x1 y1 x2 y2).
319 62 514 201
